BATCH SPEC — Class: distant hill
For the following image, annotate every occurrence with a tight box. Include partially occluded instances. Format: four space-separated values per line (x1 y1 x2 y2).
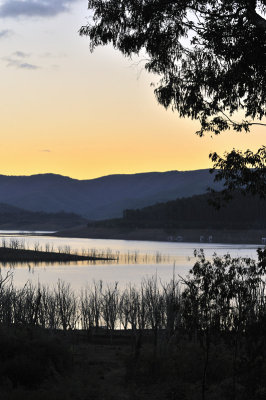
55 192 266 244
0 170 222 220
88 192 266 230
0 203 87 230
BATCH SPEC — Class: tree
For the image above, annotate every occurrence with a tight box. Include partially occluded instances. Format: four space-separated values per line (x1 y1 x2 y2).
209 146 266 207
181 249 266 399
80 0 266 199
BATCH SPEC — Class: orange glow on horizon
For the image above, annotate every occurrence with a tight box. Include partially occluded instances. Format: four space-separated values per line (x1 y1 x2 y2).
0 3 265 181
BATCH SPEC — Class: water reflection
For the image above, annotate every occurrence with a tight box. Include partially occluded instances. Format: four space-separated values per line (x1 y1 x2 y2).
0 232 262 291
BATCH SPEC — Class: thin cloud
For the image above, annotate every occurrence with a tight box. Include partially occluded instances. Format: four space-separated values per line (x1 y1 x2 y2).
39 51 67 58
19 62 39 70
0 29 12 38
40 149 51 153
13 51 30 58
3 57 40 70
2 51 40 70
0 0 79 18
39 52 53 58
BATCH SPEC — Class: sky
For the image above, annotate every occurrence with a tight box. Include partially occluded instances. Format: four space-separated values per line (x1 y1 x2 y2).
0 0 265 180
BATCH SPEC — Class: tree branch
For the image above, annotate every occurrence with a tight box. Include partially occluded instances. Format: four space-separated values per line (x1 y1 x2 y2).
247 1 266 30
248 10 266 29
249 122 266 126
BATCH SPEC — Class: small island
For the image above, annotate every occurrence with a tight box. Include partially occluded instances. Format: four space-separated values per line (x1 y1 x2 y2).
0 246 114 263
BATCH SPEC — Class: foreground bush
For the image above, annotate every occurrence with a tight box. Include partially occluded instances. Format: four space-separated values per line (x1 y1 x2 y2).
0 248 265 399
0 326 72 390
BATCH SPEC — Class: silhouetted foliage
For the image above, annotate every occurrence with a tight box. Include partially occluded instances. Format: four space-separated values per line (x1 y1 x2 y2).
209 147 266 207
80 0 266 134
0 326 72 389
0 239 116 263
0 248 265 398
181 249 266 399
80 0 266 199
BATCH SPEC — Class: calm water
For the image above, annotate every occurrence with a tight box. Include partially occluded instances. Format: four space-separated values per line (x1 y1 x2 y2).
0 232 262 291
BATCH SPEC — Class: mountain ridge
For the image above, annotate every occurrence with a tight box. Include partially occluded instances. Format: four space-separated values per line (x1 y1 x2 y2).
0 169 223 220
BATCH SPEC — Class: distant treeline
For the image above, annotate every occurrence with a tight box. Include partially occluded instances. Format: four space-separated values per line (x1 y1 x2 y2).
88 192 266 230
0 203 87 230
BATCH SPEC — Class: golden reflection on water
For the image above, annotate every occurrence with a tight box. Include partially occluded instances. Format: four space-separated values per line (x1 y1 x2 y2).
0 232 261 291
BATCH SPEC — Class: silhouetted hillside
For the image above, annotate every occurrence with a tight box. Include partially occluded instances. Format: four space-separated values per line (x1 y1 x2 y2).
0 170 222 220
89 192 266 230
0 203 87 230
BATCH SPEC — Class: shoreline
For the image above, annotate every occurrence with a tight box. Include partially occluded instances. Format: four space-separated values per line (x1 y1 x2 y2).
53 226 266 245
0 247 114 263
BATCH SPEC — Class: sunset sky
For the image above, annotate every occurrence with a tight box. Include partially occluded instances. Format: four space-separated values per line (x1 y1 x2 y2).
0 0 265 180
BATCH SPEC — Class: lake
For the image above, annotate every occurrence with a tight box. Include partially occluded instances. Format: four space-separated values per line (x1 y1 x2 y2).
0 232 262 291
